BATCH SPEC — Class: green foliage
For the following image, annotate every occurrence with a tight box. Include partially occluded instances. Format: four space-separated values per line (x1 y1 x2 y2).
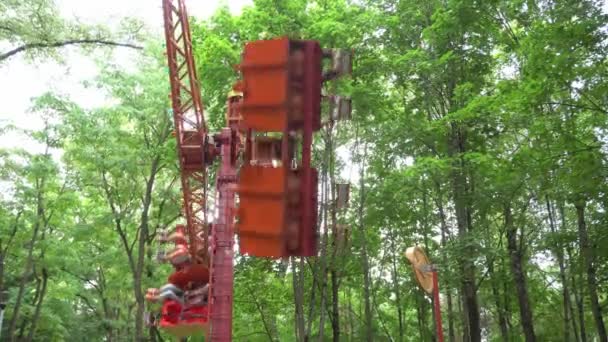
0 0 143 63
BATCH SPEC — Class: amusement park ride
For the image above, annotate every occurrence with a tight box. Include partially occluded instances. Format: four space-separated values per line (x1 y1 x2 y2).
144 0 352 340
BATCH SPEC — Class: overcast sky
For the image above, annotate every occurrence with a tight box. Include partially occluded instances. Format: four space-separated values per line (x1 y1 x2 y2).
0 0 252 153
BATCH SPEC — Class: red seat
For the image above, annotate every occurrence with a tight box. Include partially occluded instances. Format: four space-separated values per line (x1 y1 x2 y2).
159 301 209 338
168 264 209 289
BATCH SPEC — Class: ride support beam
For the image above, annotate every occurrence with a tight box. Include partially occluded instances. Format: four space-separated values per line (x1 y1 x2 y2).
162 0 209 262
209 128 237 342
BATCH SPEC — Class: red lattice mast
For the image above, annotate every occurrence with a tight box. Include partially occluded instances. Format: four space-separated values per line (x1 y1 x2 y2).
162 0 209 263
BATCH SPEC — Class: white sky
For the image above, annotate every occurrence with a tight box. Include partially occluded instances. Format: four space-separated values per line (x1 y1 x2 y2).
0 0 252 154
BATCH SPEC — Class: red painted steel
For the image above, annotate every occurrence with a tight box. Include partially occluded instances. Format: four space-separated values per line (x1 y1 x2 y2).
208 128 237 342
162 0 209 263
161 0 216 339
299 40 322 256
432 271 445 342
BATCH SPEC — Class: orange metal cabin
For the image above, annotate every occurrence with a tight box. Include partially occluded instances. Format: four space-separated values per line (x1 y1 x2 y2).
237 37 322 257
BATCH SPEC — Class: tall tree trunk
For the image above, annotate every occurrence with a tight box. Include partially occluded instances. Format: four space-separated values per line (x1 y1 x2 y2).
487 257 509 342
390 234 404 342
0 253 4 338
445 277 455 342
303 161 325 341
434 184 456 342
502 276 513 333
361 236 373 341
546 197 572 341
17 272 42 340
416 297 425 341
8 180 45 342
134 159 159 342
0 211 21 324
147 246 156 342
574 202 607 341
17 318 27 340
317 163 330 341
95 268 115 342
570 250 587 342
305 139 332 341
358 144 373 342
568 268 581 342
329 137 340 342
330 268 340 342
449 123 480 342
421 191 437 341
305 261 319 342
559 202 581 342
347 288 355 342
249 278 276 342
293 258 306 342
0 259 4 339
451 168 479 342
456 288 464 338
25 268 48 342
504 204 536 342
416 291 431 341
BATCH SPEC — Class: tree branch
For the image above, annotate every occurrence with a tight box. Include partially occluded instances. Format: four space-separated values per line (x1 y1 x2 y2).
1 210 22 255
544 101 608 115
0 39 143 62
61 267 102 293
0 25 16 35
244 282 275 341
75 293 102 318
101 170 136 274
233 331 269 339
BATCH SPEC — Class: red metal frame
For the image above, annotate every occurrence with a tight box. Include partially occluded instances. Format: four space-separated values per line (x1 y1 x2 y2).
160 0 220 338
162 0 209 262
432 271 444 342
208 127 238 342
298 40 322 256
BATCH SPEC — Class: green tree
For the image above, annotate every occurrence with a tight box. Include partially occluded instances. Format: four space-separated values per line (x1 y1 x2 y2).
0 0 143 63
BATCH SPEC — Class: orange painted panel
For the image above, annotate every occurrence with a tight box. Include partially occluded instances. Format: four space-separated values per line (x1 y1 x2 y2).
240 38 290 132
244 67 287 106
238 195 284 236
242 38 289 66
239 236 284 257
237 165 286 237
238 164 285 195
